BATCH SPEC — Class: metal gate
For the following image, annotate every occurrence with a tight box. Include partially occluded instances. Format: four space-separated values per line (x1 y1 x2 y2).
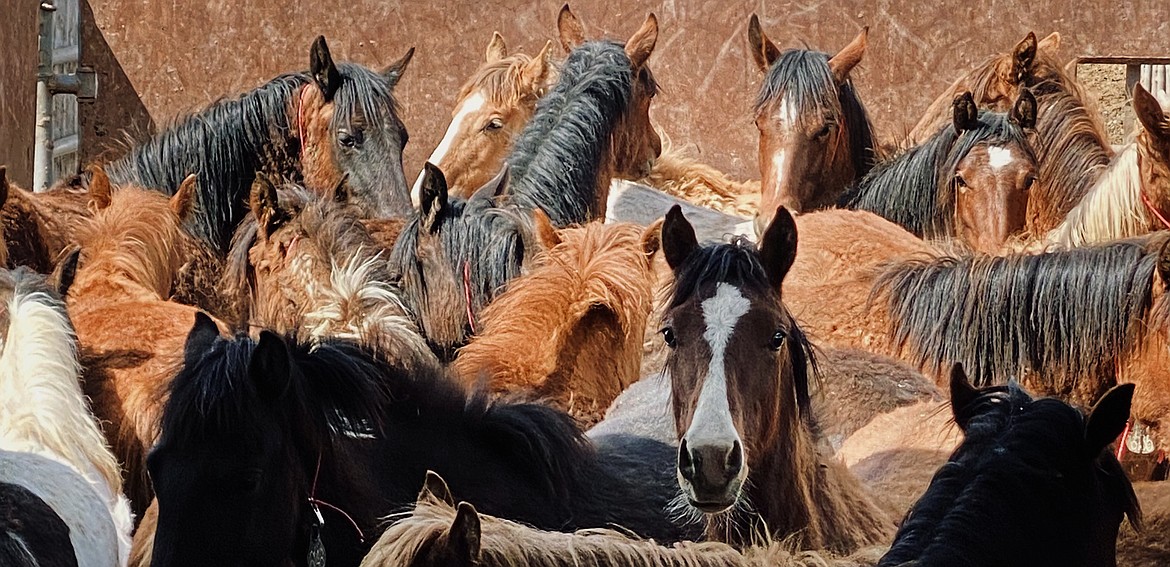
51 0 80 182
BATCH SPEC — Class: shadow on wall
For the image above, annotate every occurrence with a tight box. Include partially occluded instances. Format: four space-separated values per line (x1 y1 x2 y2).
79 0 155 167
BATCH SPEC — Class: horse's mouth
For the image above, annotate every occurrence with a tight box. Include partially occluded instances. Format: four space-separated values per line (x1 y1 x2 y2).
688 497 736 514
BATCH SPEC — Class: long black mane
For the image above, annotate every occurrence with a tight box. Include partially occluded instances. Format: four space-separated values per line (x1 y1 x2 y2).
756 48 877 184
846 110 1033 239
873 235 1166 399
106 63 401 252
504 40 633 227
880 383 1140 566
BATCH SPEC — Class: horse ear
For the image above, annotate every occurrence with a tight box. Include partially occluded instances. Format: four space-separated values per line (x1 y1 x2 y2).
949 364 980 431
1134 83 1170 140
1084 383 1134 459
827 26 868 83
309 35 342 102
88 166 113 210
758 205 798 291
952 91 980 133
520 41 555 93
557 3 586 54
0 166 8 209
420 163 450 234
1010 88 1038 129
250 330 292 402
384 47 415 88
1037 31 1061 55
418 470 455 507
661 205 699 273
1011 32 1038 82
50 247 80 298
532 209 561 249
470 163 510 203
448 502 482 564
184 311 220 360
249 177 289 238
170 174 198 221
746 14 781 74
640 218 664 263
625 13 658 70
485 31 508 63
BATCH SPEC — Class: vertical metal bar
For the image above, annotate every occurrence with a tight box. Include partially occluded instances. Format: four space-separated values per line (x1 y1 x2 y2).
1125 63 1142 140
33 1 57 192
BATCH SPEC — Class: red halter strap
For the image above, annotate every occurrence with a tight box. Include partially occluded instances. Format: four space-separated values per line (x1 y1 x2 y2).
1140 189 1170 231
463 260 478 335
308 452 366 543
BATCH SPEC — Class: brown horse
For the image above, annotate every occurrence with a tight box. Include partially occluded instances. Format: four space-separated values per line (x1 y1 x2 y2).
747 15 876 228
410 34 556 203
0 166 90 273
453 216 659 425
360 472 887 567
659 205 893 550
65 169 225 516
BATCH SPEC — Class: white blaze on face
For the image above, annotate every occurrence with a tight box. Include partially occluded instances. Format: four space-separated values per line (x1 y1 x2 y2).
765 97 796 194
987 146 1015 171
410 92 488 207
684 282 751 447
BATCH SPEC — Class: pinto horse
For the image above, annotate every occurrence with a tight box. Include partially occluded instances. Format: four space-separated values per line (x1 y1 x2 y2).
659 204 893 550
847 90 1038 253
747 15 876 228
878 367 1140 566
104 36 414 252
0 481 79 567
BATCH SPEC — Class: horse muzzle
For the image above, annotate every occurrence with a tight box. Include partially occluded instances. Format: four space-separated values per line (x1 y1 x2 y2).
677 437 746 513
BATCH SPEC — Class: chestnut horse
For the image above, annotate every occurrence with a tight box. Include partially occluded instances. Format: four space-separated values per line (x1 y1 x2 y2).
846 90 1038 253
659 204 893 550
104 36 414 252
0 166 90 273
453 217 659 425
503 5 661 226
410 34 557 202
747 15 876 228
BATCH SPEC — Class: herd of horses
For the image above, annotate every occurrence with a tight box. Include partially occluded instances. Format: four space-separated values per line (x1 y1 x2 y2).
3 4 1170 566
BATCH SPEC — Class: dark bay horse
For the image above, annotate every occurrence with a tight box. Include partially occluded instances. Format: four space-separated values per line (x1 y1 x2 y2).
847 90 1038 253
659 204 893 551
0 165 90 273
105 36 414 252
147 317 696 567
878 367 1140 566
747 15 876 229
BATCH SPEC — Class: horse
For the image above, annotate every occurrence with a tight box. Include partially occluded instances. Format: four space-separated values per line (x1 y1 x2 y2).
223 177 437 370
65 170 226 516
0 263 134 566
746 15 876 229
0 165 90 273
147 318 696 567
452 217 660 425
410 34 557 203
1043 84 1170 246
361 472 888 567
103 36 415 252
0 481 79 567
878 367 1141 566
659 204 893 550
502 5 661 227
846 90 1038 254
1118 481 1170 566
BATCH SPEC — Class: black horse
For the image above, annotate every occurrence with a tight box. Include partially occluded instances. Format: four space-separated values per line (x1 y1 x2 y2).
0 481 78 567
147 314 693 567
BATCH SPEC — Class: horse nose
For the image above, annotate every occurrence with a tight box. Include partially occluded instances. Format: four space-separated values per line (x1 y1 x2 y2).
679 438 743 491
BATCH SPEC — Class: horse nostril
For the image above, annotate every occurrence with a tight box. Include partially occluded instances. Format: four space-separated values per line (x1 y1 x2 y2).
678 439 696 482
727 440 743 479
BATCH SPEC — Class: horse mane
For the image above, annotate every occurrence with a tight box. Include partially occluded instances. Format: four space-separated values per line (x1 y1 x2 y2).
72 185 189 301
879 383 1140 565
458 53 551 107
505 41 634 226
0 268 125 508
873 234 1165 396
847 110 1033 239
668 237 817 420
756 48 877 180
1043 143 1141 246
640 133 760 217
105 63 400 250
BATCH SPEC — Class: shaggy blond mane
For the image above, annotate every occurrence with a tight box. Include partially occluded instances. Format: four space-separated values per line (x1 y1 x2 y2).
459 52 556 108
638 133 760 217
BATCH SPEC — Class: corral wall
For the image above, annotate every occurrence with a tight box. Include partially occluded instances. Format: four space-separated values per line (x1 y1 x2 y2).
1 0 40 187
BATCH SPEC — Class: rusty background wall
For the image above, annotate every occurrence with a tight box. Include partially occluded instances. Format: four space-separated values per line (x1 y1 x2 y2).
1 0 39 187
51 0 1170 183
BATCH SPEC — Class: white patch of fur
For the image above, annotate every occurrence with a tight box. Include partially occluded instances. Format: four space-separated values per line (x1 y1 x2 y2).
683 283 750 457
986 146 1014 170
769 149 788 194
774 96 797 128
605 180 756 243
410 92 487 207
0 289 133 566
1044 144 1144 247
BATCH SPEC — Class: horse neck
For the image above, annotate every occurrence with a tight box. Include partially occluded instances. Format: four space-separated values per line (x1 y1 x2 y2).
1044 144 1147 247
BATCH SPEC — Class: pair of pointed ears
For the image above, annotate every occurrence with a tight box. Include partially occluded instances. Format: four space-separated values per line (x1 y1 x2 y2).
747 15 867 83
1134 83 1170 141
249 177 291 238
309 36 414 101
661 204 797 291
948 364 1135 459
952 89 1036 132
183 313 291 402
486 32 555 90
417 471 482 563
557 4 658 69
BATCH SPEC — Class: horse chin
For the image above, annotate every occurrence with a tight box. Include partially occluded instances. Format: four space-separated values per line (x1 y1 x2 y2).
679 477 746 515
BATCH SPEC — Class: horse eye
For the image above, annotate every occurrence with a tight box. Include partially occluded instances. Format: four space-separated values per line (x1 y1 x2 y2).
814 124 832 139
954 174 968 190
485 118 504 132
661 327 677 349
337 129 363 149
1024 176 1037 191
769 330 787 351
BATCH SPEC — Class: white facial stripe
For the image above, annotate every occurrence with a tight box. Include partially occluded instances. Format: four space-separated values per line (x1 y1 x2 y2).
410 92 487 206
684 283 751 444
774 95 797 127
770 149 788 189
987 146 1014 170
